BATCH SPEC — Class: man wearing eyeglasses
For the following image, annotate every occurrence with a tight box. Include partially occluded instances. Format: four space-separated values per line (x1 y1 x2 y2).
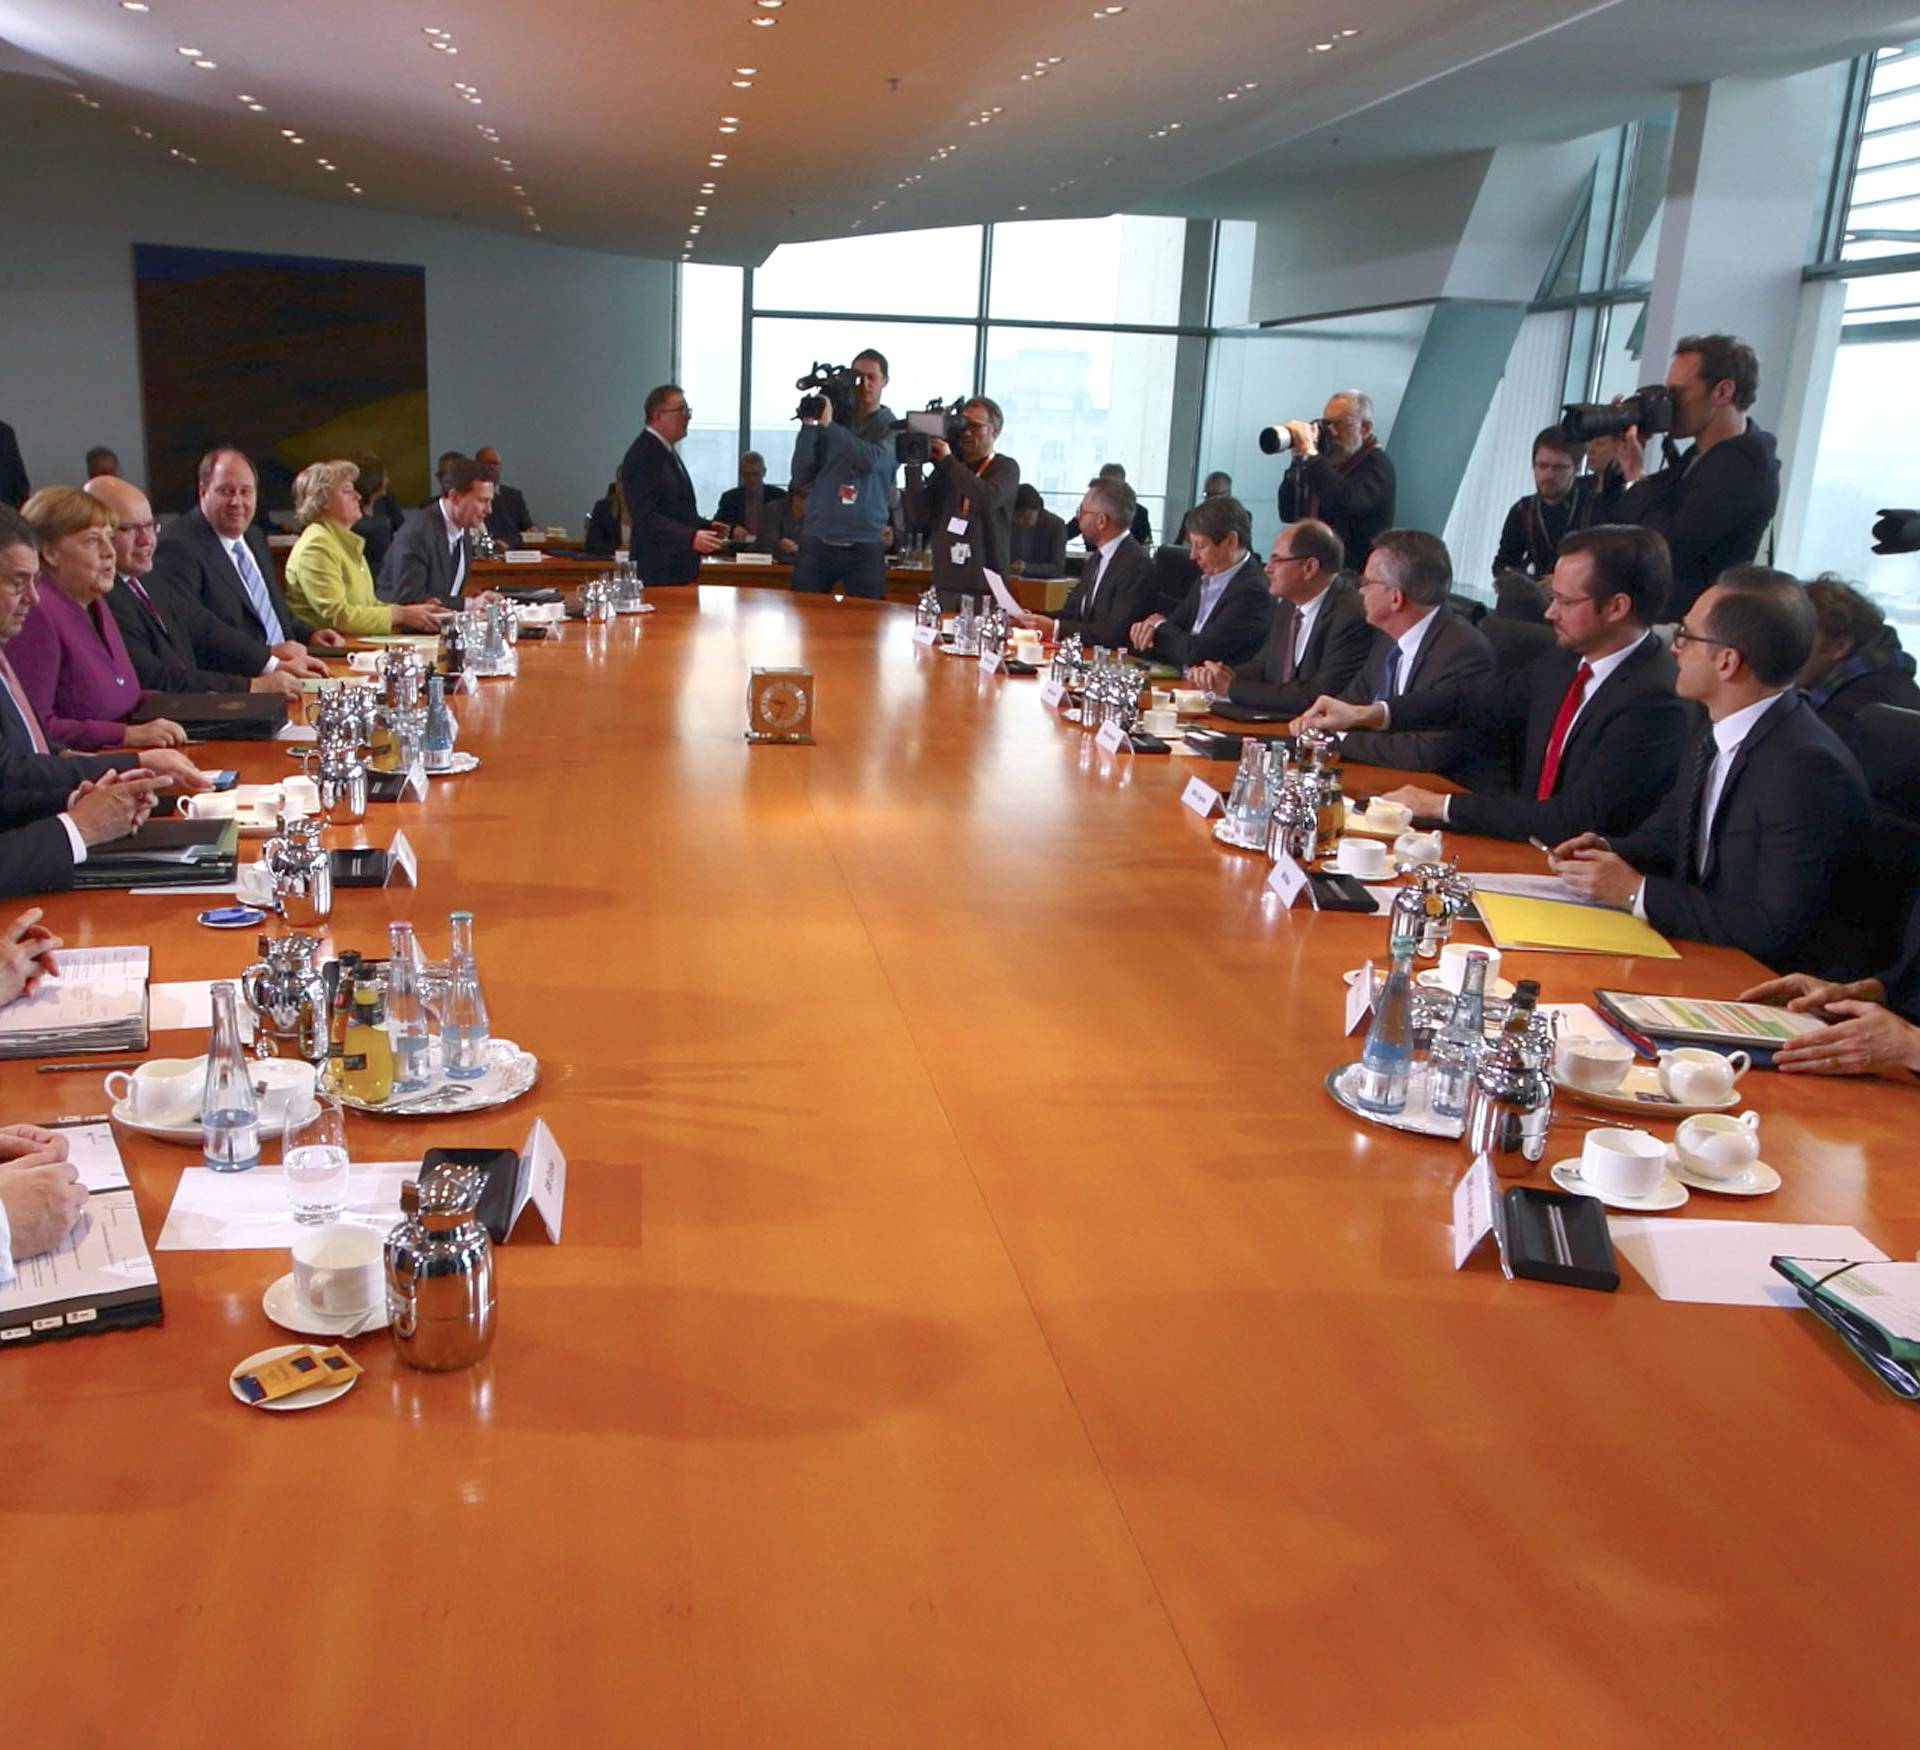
1550 565 1869 968
791 350 898 601
1187 518 1371 716
909 395 1019 606
1276 390 1395 571
618 384 727 587
1294 526 1685 842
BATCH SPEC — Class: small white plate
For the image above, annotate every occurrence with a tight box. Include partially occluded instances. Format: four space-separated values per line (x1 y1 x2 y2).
110 1096 319 1147
262 1272 389 1338
1549 1158 1689 1212
1670 1158 1781 1197
228 1342 359 1412
1552 1063 1739 1117
426 751 481 776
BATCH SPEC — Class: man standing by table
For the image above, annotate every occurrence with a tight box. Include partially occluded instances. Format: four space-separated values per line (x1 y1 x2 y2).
908 396 1020 606
790 351 898 601
618 386 725 587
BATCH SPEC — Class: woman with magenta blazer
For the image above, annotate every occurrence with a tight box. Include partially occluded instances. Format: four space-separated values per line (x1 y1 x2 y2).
12 487 186 752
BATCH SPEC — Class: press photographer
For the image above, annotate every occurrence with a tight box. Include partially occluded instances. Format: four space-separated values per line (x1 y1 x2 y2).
903 396 1020 602
1269 390 1396 569
1574 332 1779 622
789 349 897 600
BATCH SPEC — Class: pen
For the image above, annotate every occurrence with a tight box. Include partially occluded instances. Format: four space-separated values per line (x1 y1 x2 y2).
37 1060 147 1073
1528 837 1554 859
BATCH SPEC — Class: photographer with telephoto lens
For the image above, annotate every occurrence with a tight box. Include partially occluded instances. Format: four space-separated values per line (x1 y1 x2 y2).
789 349 897 600
1271 390 1396 571
1577 333 1779 623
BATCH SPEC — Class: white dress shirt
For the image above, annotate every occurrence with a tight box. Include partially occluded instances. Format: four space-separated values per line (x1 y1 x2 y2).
437 498 469 596
1287 585 1329 674
0 1193 13 1288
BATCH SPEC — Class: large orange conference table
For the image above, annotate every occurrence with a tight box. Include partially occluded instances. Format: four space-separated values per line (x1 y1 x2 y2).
4 587 1917 1746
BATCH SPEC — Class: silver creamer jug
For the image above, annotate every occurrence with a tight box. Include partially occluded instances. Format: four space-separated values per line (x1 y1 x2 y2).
386 1163 497 1371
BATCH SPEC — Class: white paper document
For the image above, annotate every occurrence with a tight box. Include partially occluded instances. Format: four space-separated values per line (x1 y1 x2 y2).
0 946 148 1037
157 1160 416 1250
0 1189 157 1322
1607 1218 1888 1307
980 567 1024 617
1462 872 1608 909
56 1120 130 1193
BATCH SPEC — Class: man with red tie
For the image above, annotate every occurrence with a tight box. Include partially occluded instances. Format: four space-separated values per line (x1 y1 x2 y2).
1292 526 1687 843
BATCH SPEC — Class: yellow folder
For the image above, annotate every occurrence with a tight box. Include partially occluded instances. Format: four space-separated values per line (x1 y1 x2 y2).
1474 892 1681 958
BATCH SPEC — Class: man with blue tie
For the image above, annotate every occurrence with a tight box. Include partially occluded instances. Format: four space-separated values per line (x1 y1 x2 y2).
1126 496 1272 668
149 448 342 675
1304 528 1495 781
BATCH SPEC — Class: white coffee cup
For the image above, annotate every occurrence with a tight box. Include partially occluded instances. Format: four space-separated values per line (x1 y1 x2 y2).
1151 689 1175 710
1437 942 1501 994
1333 837 1388 879
249 1057 317 1126
281 775 320 817
1580 1127 1668 1200
1674 1110 1762 1180
1143 707 1178 737
1554 1036 1635 1094
179 791 238 820
105 1057 204 1124
1657 1047 1749 1105
1171 689 1208 716
291 1223 383 1318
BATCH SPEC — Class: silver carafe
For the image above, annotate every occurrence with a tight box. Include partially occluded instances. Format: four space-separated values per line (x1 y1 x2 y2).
312 745 369 824
238 931 330 1063
262 813 332 927
1464 1033 1554 1176
386 1163 497 1371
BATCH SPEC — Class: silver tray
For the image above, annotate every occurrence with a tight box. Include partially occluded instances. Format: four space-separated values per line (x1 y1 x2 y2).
1323 1062 1465 1140
337 1036 539 1117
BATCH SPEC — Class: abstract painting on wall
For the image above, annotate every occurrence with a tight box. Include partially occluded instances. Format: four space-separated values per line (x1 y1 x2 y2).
132 242 429 513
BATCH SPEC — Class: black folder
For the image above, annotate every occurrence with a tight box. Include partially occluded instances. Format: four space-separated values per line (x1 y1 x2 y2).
130 692 285 741
74 817 239 889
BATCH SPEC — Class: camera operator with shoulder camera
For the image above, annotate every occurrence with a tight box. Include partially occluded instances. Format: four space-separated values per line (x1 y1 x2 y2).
789 349 897 600
904 397 1020 602
1581 333 1779 623
1272 390 1396 571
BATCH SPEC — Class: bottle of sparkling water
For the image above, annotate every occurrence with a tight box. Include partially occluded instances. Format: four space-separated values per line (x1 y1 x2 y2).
201 980 260 1171
385 920 432 1092
1427 950 1492 1122
422 673 456 772
1354 890 1425 1116
440 910 491 1079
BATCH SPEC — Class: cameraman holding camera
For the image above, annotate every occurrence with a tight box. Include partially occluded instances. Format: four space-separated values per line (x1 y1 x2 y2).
1592 333 1779 622
790 349 897 600
906 397 1020 602
1275 390 1396 570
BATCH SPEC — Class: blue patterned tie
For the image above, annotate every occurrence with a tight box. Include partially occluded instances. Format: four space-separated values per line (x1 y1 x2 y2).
228 538 285 642
1370 646 1401 704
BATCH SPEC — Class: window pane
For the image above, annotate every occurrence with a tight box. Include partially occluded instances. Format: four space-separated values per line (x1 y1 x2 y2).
751 228 982 319
988 215 1186 326
983 326 1178 537
678 263 744 523
746 316 976 490
1798 333 1920 640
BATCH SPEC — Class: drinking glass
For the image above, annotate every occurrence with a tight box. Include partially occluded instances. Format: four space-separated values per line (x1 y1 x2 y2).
283 1094 351 1225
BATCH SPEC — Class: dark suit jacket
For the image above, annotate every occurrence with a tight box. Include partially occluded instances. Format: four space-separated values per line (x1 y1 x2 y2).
1010 511 1068 579
484 484 535 543
584 496 627 558
618 429 704 585
0 419 27 509
1612 689 1870 969
1337 606 1496 781
913 453 1021 598
0 668 128 829
1148 555 1273 668
1279 442 1396 570
0 818 78 899
107 574 247 695
715 484 786 532
1226 579 1374 716
1051 538 1157 649
1386 632 1686 842
377 504 472 605
149 508 313 671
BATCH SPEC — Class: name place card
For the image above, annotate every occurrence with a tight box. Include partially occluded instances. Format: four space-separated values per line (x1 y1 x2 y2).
1181 777 1222 818
1039 679 1066 709
1095 719 1129 754
1266 852 1311 909
384 828 419 888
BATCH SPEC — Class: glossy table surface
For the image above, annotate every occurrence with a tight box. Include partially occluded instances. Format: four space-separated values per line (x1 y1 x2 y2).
4 587 1917 1746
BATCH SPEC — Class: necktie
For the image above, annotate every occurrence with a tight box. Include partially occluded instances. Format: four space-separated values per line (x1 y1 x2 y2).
1534 660 1592 800
1281 607 1305 682
0 650 49 754
1674 729 1717 882
1371 645 1401 704
1079 548 1104 619
126 576 167 633
449 533 468 598
228 538 284 642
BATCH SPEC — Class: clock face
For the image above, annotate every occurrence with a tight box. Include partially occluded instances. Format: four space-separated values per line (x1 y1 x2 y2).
758 678 809 731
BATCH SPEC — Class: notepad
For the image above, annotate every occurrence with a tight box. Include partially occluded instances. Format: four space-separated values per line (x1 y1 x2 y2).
0 945 150 1058
1473 892 1680 958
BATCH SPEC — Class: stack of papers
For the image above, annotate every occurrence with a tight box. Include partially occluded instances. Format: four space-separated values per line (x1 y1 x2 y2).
0 945 149 1060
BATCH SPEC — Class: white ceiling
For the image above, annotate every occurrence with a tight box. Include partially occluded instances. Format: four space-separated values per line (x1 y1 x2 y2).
1 0 1917 263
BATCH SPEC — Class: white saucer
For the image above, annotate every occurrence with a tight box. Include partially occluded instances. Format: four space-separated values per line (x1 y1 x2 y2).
110 1096 320 1147
228 1342 359 1412
262 1272 389 1338
1670 1158 1781 1197
1549 1158 1689 1212
426 751 481 776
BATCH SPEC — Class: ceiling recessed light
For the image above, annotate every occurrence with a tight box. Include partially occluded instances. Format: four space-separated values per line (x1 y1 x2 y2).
287 135 304 144
246 102 265 111
753 0 783 8
193 58 216 69
749 14 776 23
689 224 701 233
175 47 201 56
735 66 757 74
718 125 737 134
1312 41 1333 51
119 2 149 10
1340 27 1360 36
1015 204 1027 211
720 115 739 122
433 42 457 53
731 79 752 87
693 205 707 214
281 128 297 136
422 26 448 36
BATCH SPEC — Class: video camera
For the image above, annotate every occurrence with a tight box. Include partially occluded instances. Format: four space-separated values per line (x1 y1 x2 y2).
1257 419 1324 456
894 396 969 466
1559 383 1675 446
793 361 858 425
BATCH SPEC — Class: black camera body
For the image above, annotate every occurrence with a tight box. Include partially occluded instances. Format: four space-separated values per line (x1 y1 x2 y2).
794 361 858 425
1559 384 1676 446
894 397 969 465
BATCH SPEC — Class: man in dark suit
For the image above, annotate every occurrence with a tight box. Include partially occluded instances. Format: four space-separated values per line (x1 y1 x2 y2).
619 385 724 586
1277 391 1396 571
0 419 27 510
149 448 342 677
1016 479 1155 648
1291 528 1494 780
714 453 785 541
1127 496 1272 669
89 476 301 701
1009 486 1068 579
1554 565 1871 969
1187 519 1372 716
1069 464 1153 548
474 447 535 543
378 457 496 606
1303 526 1687 843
